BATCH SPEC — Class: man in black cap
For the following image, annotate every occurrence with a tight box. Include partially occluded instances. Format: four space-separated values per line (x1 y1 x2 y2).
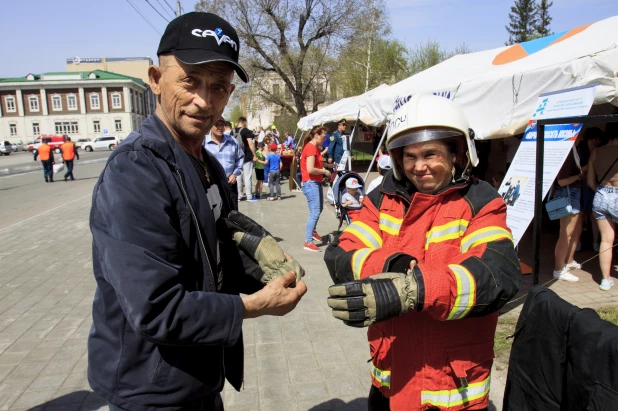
88 12 306 411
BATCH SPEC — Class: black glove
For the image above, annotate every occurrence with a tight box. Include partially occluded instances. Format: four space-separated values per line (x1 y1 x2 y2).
225 211 303 285
327 272 418 327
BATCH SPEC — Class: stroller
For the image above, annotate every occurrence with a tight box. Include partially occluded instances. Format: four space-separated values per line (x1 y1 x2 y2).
330 170 366 231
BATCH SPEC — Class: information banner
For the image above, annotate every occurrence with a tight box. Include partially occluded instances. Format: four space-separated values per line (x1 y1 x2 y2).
498 84 597 246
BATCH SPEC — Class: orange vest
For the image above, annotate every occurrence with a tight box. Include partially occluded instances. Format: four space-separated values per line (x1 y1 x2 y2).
38 144 51 161
61 142 75 161
327 178 521 410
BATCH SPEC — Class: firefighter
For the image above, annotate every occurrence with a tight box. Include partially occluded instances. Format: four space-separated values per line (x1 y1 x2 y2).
324 94 521 411
60 137 79 181
34 138 55 183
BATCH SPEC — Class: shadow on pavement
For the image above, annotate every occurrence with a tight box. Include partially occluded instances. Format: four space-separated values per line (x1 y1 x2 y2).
308 397 366 411
32 390 107 410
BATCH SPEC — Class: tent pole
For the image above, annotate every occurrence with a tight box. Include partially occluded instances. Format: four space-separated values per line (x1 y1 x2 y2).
364 129 387 183
293 128 302 148
532 123 545 286
347 110 361 171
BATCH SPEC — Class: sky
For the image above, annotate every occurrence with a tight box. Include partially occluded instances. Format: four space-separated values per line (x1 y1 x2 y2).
0 0 616 78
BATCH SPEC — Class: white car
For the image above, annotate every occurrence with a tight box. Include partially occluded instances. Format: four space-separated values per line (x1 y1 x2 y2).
82 136 119 152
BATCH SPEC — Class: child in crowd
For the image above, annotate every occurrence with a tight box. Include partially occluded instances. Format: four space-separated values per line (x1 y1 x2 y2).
341 178 364 220
366 155 392 193
265 143 283 200
254 142 266 199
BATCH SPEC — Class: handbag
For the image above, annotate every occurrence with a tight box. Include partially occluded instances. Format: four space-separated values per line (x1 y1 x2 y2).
545 185 573 220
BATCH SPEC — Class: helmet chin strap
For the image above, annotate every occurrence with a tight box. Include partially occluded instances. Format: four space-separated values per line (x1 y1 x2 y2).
455 152 473 184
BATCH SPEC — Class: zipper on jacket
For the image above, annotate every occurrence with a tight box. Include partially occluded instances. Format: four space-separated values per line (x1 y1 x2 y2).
174 168 216 289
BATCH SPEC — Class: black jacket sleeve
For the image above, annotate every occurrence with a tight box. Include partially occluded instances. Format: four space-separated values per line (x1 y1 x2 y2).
91 150 243 346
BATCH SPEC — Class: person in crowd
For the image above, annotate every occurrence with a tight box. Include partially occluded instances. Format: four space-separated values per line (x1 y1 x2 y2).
254 141 266 199
491 170 505 191
366 155 392 194
34 138 54 182
324 94 520 411
341 178 363 220
224 121 233 136
284 132 295 149
87 13 306 411
587 122 618 291
204 116 244 206
328 119 346 169
300 126 331 252
234 116 258 202
256 125 265 143
503 134 522 171
271 125 279 141
60 136 79 181
552 146 584 282
265 143 283 201
578 127 606 252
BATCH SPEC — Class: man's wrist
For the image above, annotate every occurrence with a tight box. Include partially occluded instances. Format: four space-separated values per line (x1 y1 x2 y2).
241 293 264 319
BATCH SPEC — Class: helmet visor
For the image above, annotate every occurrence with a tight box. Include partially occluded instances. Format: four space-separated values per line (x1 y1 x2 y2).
387 128 463 150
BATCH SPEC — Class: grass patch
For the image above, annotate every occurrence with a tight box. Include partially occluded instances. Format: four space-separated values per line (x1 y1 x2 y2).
350 150 374 161
494 315 518 366
597 305 618 325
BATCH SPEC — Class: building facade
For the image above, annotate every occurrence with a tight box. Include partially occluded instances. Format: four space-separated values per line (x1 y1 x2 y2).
0 70 149 143
66 56 152 84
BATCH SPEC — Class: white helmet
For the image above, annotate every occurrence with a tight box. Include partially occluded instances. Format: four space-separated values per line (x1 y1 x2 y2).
386 94 478 181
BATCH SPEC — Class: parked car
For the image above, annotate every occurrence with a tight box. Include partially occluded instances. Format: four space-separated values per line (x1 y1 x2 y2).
31 135 68 155
11 141 27 152
0 141 14 155
82 136 119 152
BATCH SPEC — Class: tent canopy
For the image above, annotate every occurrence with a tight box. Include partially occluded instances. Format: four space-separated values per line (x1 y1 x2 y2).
356 15 618 139
297 84 390 130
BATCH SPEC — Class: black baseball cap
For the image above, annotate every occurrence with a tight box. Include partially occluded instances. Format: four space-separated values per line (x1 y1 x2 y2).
157 12 249 83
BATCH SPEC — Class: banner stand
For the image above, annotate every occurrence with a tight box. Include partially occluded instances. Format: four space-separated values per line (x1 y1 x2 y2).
364 129 388 183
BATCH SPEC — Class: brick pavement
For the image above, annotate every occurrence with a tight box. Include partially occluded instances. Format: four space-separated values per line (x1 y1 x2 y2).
0 166 616 411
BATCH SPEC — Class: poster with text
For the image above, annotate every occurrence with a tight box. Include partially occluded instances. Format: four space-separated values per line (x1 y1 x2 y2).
499 84 597 246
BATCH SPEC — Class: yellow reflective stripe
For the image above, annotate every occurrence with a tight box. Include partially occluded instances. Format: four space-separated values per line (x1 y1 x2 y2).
425 219 469 250
379 213 402 236
352 248 372 280
460 226 513 253
344 221 383 249
447 265 476 320
371 362 391 388
421 375 491 407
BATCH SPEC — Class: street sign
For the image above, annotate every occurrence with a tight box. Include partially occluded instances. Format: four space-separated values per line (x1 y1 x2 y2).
103 129 108 135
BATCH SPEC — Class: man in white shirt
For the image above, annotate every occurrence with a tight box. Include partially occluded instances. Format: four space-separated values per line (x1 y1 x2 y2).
366 155 392 194
257 126 265 143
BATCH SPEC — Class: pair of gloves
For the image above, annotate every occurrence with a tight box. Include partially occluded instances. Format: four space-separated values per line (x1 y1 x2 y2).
226 211 303 286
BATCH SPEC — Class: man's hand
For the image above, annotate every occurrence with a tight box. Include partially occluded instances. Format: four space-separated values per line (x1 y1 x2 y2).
327 272 419 327
242 272 307 318
324 169 331 178
228 174 237 184
252 156 258 162
226 211 304 284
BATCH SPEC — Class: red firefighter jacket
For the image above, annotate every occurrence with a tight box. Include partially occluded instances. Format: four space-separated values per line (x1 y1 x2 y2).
325 172 521 411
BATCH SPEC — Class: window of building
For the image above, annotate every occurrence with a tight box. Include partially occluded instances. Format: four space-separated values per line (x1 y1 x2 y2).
93 120 101 133
32 122 40 135
67 94 77 110
51 95 62 111
111 93 122 109
90 93 100 109
9 124 17 136
5 96 16 112
115 119 122 132
54 121 79 134
29 95 40 112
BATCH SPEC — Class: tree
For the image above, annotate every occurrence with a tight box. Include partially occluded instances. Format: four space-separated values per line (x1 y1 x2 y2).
534 0 553 38
408 40 451 75
505 0 538 45
225 104 243 123
194 0 367 118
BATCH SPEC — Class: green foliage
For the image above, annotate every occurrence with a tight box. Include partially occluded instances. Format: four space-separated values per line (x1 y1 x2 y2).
597 305 618 325
505 0 538 45
273 113 301 137
226 105 243 123
535 0 553 38
407 40 471 76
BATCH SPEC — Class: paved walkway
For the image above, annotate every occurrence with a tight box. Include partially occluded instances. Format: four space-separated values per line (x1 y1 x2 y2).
0 166 616 410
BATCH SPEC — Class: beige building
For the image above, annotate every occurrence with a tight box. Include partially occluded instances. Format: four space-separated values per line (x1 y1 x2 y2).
0 70 149 143
67 56 152 84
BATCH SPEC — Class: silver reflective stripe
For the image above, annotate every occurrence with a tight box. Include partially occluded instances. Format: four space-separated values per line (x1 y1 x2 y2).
345 221 383 249
460 227 512 253
371 363 391 388
379 216 401 235
352 249 372 280
421 375 491 407
425 220 468 249
447 265 473 320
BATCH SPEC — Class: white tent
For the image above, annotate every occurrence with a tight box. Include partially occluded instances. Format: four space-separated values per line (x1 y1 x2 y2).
297 84 390 130
359 15 618 139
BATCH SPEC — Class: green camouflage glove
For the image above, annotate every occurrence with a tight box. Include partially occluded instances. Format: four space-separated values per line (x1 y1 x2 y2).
225 211 304 285
327 273 418 327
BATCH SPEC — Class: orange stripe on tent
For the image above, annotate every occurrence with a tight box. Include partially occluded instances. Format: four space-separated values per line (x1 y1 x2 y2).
492 44 528 65
549 24 592 47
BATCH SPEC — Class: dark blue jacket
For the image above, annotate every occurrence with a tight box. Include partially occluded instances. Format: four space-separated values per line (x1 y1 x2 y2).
89 115 261 410
328 130 344 163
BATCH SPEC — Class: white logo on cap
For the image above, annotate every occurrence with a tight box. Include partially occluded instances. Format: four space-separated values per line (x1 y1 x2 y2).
192 28 238 51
